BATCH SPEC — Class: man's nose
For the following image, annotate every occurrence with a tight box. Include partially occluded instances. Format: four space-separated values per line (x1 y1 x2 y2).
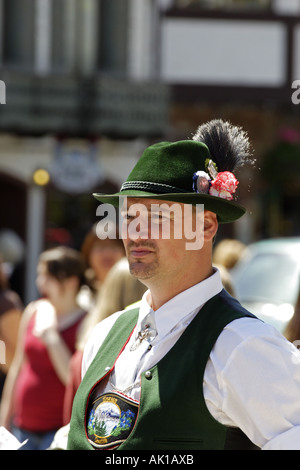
127 215 150 241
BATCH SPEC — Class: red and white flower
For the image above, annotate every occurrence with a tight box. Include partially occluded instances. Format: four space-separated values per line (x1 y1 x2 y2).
209 171 238 200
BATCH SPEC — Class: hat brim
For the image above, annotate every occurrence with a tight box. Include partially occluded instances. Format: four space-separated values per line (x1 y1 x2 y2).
93 190 245 224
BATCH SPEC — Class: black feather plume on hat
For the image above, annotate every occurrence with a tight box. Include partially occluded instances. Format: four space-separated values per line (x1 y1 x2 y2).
192 119 254 173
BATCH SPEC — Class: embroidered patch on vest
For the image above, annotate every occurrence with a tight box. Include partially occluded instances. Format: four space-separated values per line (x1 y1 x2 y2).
86 391 138 449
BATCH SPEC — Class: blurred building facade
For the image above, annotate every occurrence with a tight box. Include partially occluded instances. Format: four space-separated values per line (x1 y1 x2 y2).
0 0 299 301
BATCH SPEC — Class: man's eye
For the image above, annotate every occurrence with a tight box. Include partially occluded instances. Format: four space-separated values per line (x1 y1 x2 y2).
122 213 135 222
151 213 170 224
151 213 161 221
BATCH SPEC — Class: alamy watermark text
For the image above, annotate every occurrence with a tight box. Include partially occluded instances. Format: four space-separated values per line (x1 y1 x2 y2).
0 80 5 104
0 340 5 365
291 80 300 105
96 198 205 250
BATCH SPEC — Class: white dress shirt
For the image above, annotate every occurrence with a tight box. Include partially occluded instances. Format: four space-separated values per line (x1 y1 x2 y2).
82 269 300 450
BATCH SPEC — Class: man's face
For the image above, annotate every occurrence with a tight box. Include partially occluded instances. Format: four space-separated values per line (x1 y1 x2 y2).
120 198 205 286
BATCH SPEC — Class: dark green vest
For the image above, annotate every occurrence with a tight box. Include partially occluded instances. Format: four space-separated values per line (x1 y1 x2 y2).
67 289 258 450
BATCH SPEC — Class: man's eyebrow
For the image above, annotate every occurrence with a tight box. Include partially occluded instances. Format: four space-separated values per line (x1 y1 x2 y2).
120 206 150 215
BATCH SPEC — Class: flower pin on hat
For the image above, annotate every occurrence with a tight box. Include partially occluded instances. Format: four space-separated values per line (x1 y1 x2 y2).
193 158 239 201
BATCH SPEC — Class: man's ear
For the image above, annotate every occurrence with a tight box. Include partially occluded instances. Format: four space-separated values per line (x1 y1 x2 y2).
203 211 218 242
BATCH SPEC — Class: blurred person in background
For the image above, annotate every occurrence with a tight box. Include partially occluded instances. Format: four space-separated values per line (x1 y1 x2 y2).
0 256 23 400
78 223 124 312
213 263 235 297
213 238 246 271
0 246 87 450
213 238 246 297
0 229 25 302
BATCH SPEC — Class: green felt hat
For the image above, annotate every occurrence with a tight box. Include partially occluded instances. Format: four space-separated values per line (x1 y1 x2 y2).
93 139 246 224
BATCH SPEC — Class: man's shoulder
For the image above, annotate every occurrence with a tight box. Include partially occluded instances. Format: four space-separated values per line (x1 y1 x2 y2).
214 289 256 318
124 300 142 311
82 310 124 374
82 304 141 376
90 301 141 341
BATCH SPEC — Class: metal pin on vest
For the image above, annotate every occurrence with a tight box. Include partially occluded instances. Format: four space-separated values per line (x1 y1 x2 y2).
130 325 157 351
130 314 157 351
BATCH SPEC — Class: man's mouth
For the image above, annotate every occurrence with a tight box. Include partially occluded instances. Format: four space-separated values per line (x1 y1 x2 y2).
130 248 154 257
128 243 156 258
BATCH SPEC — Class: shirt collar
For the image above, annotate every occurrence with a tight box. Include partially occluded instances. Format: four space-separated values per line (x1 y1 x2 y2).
137 268 223 340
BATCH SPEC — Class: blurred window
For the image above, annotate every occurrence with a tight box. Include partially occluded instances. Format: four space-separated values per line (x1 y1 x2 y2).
1 0 130 76
2 0 35 69
51 0 67 71
173 0 271 11
97 0 129 77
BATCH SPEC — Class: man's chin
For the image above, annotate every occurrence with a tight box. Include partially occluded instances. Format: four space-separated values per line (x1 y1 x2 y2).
128 260 157 281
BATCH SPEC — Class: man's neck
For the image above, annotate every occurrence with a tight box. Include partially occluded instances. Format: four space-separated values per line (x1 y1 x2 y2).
145 266 214 311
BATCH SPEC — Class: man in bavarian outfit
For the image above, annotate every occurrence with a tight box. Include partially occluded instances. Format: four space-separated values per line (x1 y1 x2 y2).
68 119 300 450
